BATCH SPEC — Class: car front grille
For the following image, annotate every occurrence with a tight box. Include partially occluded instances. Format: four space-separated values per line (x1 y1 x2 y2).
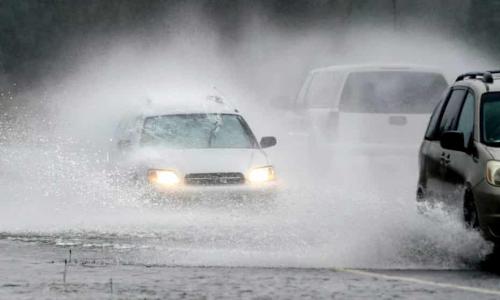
184 172 245 186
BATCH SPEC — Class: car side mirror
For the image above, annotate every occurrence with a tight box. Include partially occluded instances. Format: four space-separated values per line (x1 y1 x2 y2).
440 131 465 152
260 136 277 148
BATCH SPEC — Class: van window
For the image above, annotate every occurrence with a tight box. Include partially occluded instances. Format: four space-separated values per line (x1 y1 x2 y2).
339 71 448 113
438 89 467 136
305 71 343 108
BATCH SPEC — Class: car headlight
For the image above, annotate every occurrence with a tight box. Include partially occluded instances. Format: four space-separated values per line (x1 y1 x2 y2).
248 166 275 183
148 169 181 186
486 161 500 186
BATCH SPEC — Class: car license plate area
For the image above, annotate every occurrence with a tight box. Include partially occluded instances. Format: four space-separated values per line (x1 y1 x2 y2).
185 173 245 185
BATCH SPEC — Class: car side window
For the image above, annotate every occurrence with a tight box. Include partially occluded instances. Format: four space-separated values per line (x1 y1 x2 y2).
456 91 475 147
437 88 467 136
115 116 142 145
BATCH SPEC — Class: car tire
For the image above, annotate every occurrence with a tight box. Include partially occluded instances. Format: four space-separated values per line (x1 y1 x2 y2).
463 190 480 230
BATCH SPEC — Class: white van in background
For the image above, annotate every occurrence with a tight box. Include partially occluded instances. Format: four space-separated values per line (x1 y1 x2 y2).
293 64 448 155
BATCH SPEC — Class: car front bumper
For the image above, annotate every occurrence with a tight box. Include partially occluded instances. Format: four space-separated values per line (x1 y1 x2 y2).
147 182 278 202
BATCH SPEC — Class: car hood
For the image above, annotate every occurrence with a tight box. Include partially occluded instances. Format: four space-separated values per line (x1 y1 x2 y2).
125 147 270 174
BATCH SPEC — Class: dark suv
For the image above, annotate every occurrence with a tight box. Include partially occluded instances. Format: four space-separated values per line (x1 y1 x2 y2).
417 71 500 243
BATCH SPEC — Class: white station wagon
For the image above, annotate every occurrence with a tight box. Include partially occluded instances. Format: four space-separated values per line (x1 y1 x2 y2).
112 96 277 201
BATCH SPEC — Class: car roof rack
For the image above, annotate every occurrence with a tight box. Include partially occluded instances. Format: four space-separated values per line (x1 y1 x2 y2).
455 70 500 84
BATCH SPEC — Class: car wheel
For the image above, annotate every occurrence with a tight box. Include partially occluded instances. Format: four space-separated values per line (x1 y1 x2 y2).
463 191 480 230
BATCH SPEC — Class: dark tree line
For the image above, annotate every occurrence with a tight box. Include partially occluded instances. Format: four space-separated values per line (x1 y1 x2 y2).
0 0 498 88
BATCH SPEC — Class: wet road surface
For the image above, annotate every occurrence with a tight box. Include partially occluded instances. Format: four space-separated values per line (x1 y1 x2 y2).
2 239 500 299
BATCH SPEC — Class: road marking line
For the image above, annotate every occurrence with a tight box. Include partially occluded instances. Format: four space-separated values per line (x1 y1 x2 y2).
337 268 500 296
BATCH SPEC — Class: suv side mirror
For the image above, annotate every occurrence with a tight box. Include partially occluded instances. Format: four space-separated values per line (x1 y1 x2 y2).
260 136 277 148
440 131 465 152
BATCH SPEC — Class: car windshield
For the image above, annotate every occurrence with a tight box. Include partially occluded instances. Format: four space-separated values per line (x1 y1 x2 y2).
482 92 500 146
141 113 257 149
339 71 448 113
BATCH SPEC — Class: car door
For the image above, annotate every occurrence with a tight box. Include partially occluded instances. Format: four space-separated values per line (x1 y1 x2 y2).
426 87 467 202
443 90 477 203
418 91 447 200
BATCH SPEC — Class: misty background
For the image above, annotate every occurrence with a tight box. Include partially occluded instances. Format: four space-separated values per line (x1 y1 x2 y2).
1 0 497 163
0 0 497 93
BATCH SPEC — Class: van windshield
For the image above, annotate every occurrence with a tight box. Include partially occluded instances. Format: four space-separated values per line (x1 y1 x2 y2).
141 114 257 149
482 92 500 146
339 71 448 114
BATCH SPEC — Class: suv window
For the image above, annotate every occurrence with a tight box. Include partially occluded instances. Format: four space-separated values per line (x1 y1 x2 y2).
424 93 447 140
437 88 467 136
305 71 344 108
481 92 500 146
456 91 475 147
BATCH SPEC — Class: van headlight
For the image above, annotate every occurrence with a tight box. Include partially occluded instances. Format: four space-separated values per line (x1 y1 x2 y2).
486 161 500 186
248 166 275 183
148 169 181 186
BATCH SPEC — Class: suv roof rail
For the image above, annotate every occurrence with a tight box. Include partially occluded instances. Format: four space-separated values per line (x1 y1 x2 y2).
455 71 500 84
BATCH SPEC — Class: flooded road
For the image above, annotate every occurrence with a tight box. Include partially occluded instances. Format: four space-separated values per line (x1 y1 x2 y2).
1 178 498 299
2 237 500 299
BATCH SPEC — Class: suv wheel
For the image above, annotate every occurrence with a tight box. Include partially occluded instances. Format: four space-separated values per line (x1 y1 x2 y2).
463 191 479 230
